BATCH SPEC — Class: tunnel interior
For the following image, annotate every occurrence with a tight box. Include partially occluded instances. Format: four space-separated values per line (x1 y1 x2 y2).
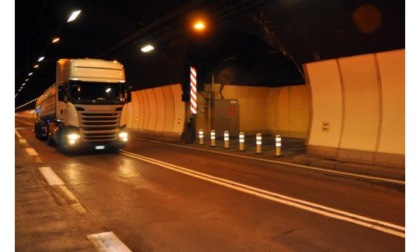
15 0 404 111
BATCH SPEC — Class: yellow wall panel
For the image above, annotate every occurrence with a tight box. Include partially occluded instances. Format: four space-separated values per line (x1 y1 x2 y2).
161 85 176 133
222 86 269 134
145 89 157 130
290 86 310 138
126 100 134 128
339 54 380 151
170 84 185 134
133 91 142 130
376 50 405 154
305 49 405 159
306 60 343 148
139 90 148 130
153 88 165 132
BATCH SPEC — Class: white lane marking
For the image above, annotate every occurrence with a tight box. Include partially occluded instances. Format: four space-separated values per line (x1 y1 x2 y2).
136 137 404 185
121 150 405 238
25 148 39 156
38 169 86 213
39 167 64 186
87 232 132 252
15 129 24 139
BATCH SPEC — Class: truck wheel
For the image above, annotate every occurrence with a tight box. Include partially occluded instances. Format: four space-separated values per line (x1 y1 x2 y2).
56 131 68 154
34 124 40 139
47 127 55 146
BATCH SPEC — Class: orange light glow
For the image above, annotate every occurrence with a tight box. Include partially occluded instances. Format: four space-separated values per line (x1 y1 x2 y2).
193 21 206 31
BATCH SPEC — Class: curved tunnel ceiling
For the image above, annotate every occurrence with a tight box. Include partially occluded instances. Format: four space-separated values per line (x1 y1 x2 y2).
15 0 404 111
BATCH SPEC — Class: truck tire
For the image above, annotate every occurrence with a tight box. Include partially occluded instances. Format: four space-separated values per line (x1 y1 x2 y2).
34 123 40 139
56 129 69 154
47 126 55 146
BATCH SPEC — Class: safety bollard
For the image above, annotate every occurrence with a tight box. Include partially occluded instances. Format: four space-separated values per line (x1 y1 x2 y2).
239 132 245 151
275 134 282 156
210 130 216 147
224 131 229 149
256 133 262 154
198 129 204 145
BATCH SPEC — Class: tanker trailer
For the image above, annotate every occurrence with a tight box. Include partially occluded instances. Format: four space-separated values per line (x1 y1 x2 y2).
34 58 131 153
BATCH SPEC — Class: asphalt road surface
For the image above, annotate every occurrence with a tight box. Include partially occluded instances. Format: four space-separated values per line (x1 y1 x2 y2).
15 117 405 251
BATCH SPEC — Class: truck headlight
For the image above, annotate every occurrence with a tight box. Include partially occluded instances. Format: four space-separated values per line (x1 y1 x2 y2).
67 133 80 145
119 132 128 142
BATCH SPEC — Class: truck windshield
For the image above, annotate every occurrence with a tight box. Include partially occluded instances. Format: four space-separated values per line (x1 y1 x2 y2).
69 81 127 104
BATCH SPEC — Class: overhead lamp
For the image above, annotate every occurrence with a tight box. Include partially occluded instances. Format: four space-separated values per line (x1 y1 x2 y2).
37 56 44 62
52 37 60 43
193 21 206 31
28 72 33 76
34 64 39 69
141 44 155 53
67 10 81 23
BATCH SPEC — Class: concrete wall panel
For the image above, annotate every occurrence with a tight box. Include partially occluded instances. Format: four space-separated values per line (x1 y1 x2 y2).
161 85 175 133
306 60 343 148
170 84 185 134
339 54 380 152
275 87 291 134
126 100 134 128
132 91 142 129
198 84 309 138
376 50 405 154
305 49 405 166
145 89 157 130
140 90 149 130
222 86 269 134
153 87 165 132
126 84 185 138
290 86 310 138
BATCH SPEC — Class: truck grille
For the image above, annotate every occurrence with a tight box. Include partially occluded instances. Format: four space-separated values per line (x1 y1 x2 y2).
79 112 121 142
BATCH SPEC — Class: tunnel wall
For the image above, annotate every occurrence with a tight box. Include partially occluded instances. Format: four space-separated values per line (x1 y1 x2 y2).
305 49 405 168
15 110 36 119
126 84 185 141
196 84 310 138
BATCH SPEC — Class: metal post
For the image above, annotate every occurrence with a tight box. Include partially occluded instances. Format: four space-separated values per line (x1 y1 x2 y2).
210 130 216 147
224 131 229 149
256 133 262 154
275 134 282 156
239 132 245 151
198 129 204 145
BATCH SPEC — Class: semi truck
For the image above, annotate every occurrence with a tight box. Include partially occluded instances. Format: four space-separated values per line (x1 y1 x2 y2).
34 58 131 152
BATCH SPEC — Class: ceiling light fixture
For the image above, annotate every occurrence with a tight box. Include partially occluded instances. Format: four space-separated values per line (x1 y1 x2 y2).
141 44 155 53
67 10 81 23
193 21 206 31
52 37 60 43
37 56 45 62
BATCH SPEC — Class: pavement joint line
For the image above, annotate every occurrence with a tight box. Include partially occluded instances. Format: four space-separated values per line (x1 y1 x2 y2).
133 137 404 185
121 150 405 238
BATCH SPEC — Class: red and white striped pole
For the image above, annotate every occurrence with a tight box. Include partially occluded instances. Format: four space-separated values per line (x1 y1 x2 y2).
190 66 197 115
